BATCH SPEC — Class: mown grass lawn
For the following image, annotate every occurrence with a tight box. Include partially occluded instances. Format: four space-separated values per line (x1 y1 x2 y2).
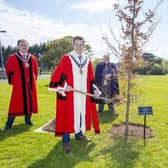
0 76 168 168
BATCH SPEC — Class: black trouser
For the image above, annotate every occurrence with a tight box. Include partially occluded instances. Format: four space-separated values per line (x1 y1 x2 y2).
4 114 32 129
98 103 114 113
4 116 15 130
25 114 33 125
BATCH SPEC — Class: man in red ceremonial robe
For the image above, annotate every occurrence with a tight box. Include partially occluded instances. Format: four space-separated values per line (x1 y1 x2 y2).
49 36 100 153
2 39 38 131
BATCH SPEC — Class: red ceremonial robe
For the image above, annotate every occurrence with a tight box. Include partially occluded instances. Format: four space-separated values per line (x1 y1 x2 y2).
49 54 100 136
6 53 38 116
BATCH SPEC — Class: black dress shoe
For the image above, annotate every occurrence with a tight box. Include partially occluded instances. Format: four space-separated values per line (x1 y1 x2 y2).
1 127 10 132
2 116 15 131
25 116 34 126
25 121 34 126
76 135 92 142
63 142 71 153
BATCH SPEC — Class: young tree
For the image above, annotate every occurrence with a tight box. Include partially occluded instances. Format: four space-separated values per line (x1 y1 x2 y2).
104 0 164 138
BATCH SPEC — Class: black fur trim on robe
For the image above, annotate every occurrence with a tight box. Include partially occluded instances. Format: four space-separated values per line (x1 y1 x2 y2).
8 71 14 84
90 80 105 104
90 79 99 103
28 57 33 90
49 72 67 87
16 56 28 115
49 72 67 100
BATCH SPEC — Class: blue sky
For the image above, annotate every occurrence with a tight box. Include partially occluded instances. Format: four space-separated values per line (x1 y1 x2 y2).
4 0 114 24
0 0 168 61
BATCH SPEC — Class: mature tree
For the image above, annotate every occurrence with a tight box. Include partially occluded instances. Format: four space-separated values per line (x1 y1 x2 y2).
29 43 47 56
135 52 167 75
161 60 168 74
29 42 47 65
103 0 164 138
40 36 93 69
1 36 94 71
1 42 47 67
40 36 73 69
1 46 13 65
84 44 94 60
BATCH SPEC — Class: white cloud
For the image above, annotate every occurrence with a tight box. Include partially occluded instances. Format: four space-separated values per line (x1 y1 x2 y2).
71 0 117 13
0 0 111 60
0 0 167 61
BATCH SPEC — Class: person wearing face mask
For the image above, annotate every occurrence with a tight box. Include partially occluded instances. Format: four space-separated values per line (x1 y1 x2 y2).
49 36 100 153
95 54 119 116
1 39 38 131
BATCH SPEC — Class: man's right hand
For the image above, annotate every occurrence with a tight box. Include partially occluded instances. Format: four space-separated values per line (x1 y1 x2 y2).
65 85 73 92
105 74 111 80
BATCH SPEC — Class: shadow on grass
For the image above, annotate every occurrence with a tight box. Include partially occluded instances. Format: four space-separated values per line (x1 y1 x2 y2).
98 136 142 168
44 84 49 87
98 110 119 124
0 124 31 141
28 140 96 168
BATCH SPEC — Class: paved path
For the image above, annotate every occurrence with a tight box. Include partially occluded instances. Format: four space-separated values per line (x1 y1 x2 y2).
38 74 51 79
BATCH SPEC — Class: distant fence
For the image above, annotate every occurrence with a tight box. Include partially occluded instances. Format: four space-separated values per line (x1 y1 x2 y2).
39 69 54 75
0 70 6 79
0 69 54 79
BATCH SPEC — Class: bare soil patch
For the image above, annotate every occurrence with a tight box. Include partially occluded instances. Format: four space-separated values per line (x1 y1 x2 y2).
111 122 154 139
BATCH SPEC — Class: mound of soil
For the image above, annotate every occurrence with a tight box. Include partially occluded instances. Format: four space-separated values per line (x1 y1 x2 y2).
111 122 153 139
36 120 154 139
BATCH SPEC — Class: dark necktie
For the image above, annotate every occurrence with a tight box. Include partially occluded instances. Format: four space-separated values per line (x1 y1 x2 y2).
23 55 27 61
79 56 82 64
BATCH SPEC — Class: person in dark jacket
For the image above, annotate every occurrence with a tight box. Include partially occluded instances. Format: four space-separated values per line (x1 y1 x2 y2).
95 54 119 116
